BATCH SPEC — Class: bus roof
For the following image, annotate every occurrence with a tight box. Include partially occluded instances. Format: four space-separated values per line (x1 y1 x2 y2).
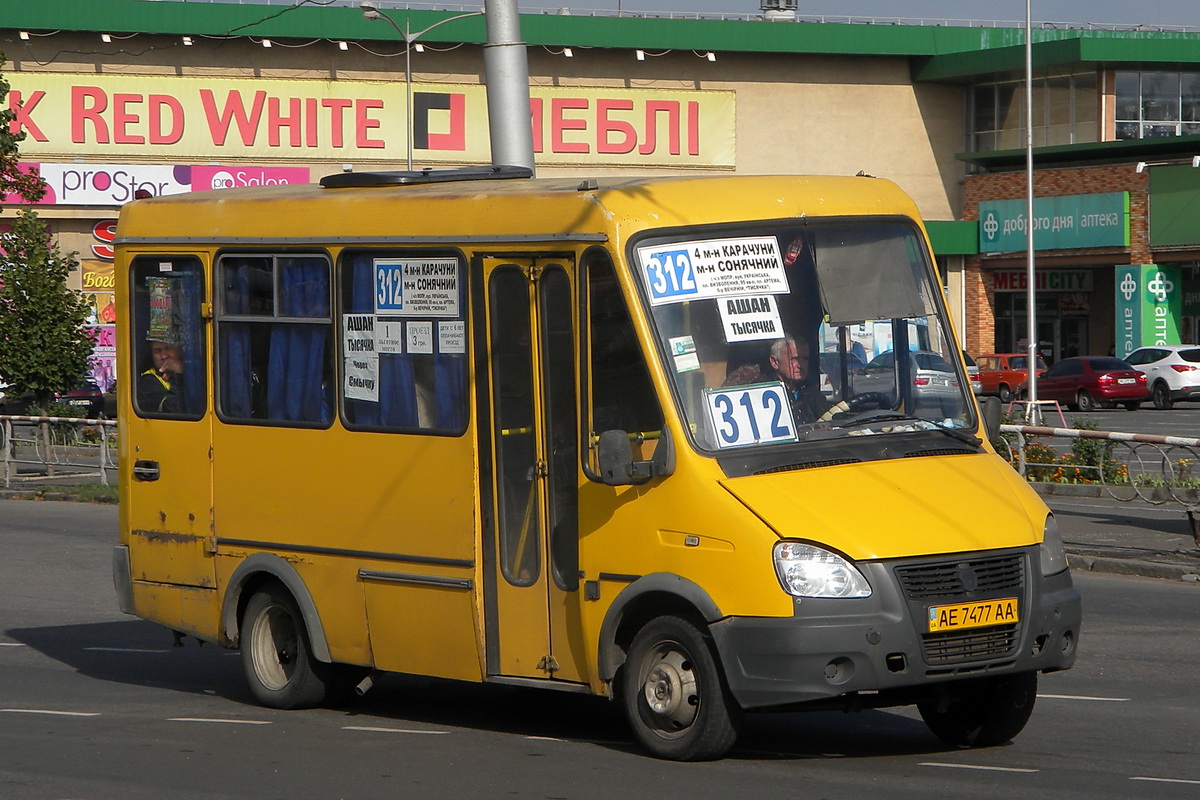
115 173 924 246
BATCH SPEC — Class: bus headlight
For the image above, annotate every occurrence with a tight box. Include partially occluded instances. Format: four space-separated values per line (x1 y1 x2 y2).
773 542 872 598
1040 515 1068 576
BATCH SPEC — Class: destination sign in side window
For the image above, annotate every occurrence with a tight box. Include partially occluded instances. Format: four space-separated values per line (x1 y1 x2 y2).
637 236 789 306
373 257 461 317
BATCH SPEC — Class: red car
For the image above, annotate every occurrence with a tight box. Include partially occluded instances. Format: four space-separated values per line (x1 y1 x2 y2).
1019 356 1148 412
977 353 1047 402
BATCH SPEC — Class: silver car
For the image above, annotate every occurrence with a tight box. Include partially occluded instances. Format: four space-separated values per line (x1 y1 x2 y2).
857 349 965 416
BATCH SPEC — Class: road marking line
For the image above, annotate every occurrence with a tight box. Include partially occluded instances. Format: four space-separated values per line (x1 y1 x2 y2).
1039 693 1130 702
1132 777 1200 786
524 736 565 742
84 647 171 654
1 708 100 717
168 718 271 725
921 762 1038 773
342 726 447 735
0 643 26 647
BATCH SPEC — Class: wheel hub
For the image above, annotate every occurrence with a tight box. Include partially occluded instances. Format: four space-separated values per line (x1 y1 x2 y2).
641 649 698 730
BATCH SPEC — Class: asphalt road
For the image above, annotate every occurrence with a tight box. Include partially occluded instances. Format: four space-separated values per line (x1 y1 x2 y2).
2 499 1198 799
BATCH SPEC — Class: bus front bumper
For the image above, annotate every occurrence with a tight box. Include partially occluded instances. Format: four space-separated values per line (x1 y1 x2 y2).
708 560 1080 711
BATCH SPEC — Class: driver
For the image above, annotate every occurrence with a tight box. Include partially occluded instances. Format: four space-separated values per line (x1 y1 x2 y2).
724 335 829 424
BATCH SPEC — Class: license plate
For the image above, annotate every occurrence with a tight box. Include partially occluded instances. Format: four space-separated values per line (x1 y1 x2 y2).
927 597 1019 632
69 399 89 405
1118 377 1135 384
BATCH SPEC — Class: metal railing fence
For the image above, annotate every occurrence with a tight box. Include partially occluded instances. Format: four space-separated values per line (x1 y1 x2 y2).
0 416 118 488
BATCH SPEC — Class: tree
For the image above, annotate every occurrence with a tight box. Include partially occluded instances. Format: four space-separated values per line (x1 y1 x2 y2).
0 54 94 413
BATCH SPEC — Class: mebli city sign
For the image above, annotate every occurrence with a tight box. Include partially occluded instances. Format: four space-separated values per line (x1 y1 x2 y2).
978 193 1130 253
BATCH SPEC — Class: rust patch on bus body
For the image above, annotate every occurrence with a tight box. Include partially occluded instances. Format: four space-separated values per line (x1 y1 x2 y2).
131 528 204 545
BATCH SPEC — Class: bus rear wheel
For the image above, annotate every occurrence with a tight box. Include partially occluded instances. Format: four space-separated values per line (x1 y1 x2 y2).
621 615 740 761
918 672 1037 748
241 584 333 709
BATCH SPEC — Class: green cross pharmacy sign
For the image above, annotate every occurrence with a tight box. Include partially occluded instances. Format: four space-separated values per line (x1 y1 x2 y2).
1114 265 1181 359
978 193 1129 253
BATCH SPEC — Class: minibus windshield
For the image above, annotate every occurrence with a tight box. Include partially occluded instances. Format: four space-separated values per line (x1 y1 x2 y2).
633 219 974 454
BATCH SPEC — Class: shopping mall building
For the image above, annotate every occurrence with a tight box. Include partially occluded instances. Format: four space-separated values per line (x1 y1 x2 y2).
7 0 1200 389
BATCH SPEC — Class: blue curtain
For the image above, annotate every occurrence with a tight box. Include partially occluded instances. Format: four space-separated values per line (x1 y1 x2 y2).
175 268 207 415
221 264 253 418
267 258 331 424
435 349 466 429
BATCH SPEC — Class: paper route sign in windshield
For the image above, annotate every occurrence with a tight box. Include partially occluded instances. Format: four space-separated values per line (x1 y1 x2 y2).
637 236 789 306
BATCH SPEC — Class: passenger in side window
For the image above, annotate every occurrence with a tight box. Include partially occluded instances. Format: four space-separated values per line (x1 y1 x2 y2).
139 339 185 414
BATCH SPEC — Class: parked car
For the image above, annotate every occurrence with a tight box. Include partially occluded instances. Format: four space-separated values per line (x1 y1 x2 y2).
0 384 35 415
963 351 982 396
856 349 961 408
1123 345 1200 409
60 380 107 418
1018 356 1148 412
977 353 1048 402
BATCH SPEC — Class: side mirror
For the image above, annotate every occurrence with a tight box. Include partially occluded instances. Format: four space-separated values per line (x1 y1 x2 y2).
980 396 1002 443
597 426 675 486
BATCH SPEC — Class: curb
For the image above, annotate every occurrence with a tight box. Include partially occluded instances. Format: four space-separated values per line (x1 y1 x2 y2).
1067 552 1200 583
1029 481 1200 504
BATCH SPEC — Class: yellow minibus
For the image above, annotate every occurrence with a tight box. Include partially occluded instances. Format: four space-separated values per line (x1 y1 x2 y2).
113 168 1080 760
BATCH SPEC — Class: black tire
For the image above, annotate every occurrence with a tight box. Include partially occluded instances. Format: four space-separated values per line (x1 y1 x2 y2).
918 672 1038 748
621 615 741 761
1152 382 1174 410
1076 390 1095 413
1124 401 1142 411
240 584 334 709
998 384 1013 403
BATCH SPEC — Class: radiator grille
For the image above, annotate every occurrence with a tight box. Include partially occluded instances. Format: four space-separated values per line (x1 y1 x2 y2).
894 552 1027 668
922 624 1020 664
895 553 1024 600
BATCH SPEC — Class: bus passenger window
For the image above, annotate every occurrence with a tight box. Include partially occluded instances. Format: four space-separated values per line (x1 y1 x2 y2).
338 251 468 435
130 256 207 420
584 252 663 476
217 254 333 426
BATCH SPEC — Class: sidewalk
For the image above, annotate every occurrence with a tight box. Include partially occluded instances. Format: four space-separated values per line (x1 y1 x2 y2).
1031 483 1200 583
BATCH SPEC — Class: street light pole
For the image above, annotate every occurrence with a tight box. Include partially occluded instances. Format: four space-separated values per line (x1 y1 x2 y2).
1024 0 1039 421
361 3 485 171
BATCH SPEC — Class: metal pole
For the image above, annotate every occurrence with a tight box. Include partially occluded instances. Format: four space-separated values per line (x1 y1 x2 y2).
1024 0 1039 422
482 0 536 172
405 18 412 171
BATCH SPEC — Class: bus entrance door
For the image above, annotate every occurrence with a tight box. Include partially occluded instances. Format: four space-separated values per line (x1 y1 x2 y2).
483 258 587 684
124 255 217 594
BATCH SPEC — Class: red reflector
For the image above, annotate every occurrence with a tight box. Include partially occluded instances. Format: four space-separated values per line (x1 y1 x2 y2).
914 377 930 386
1171 364 1199 373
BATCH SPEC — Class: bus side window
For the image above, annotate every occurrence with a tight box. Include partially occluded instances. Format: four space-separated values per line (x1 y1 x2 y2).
130 256 207 420
338 251 468 434
217 254 334 426
583 251 663 476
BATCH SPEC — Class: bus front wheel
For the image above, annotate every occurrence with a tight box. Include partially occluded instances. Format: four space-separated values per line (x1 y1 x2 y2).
241 584 333 709
918 671 1037 748
621 615 741 761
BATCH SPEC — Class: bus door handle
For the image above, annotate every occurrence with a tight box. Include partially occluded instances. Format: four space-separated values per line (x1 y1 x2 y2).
133 460 161 482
